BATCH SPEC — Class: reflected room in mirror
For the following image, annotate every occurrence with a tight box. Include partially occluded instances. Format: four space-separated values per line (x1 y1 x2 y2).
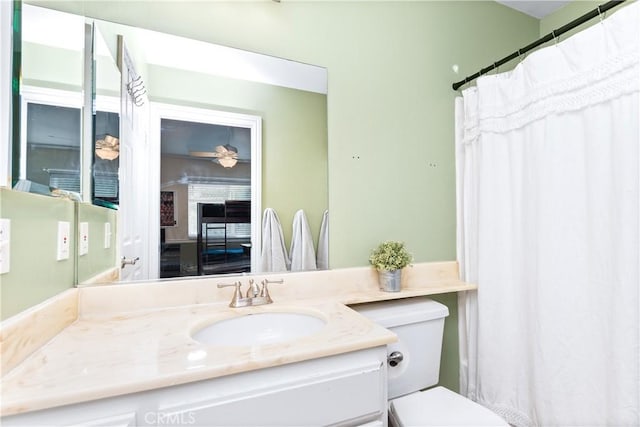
92 111 120 206
160 118 252 278
21 101 81 195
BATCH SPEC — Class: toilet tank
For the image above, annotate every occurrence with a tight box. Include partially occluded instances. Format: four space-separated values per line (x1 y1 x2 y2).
353 298 449 400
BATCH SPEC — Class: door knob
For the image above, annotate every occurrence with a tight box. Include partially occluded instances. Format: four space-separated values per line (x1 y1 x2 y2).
121 256 140 269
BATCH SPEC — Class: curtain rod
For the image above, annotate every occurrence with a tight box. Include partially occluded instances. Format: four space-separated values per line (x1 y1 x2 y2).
451 0 627 91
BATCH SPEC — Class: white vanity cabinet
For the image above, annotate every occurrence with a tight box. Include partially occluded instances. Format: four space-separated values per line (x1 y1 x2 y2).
3 347 388 427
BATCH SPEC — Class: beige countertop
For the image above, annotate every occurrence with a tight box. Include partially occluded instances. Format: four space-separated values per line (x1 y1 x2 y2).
1 300 395 416
0 261 477 417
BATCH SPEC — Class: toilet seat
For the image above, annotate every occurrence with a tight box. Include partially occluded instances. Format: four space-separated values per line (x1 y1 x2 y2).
389 386 509 427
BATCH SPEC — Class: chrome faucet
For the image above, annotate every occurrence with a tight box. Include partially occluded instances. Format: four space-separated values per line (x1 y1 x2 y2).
217 279 284 308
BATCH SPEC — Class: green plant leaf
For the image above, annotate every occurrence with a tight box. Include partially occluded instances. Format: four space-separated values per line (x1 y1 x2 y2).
368 240 413 271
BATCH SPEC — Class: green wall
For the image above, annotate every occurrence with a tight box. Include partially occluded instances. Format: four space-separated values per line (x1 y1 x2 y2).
430 292 460 391
0 188 75 319
0 188 118 319
19 0 540 390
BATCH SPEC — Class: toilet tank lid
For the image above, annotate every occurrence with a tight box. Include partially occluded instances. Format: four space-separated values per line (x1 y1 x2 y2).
351 298 449 328
390 387 509 426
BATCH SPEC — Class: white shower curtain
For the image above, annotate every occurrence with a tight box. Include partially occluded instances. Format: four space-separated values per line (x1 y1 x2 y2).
456 3 639 426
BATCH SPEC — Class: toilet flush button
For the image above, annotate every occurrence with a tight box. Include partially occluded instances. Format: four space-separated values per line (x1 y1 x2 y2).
388 351 404 367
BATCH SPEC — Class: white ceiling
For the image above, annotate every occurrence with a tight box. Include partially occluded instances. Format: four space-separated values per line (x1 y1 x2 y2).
496 0 571 19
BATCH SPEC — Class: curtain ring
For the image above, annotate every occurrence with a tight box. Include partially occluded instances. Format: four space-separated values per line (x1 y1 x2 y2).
598 6 606 23
552 30 560 46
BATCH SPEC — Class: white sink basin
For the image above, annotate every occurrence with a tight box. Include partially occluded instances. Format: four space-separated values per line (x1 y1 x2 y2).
192 312 327 346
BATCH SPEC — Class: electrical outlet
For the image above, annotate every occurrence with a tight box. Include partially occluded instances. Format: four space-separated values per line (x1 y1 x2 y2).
104 222 111 249
56 221 71 261
79 222 89 256
0 218 10 274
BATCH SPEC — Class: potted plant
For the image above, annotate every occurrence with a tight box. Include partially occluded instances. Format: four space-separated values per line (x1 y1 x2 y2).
369 241 413 292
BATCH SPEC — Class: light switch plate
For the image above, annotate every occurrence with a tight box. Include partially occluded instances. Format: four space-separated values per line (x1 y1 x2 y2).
56 221 70 261
104 222 111 249
0 218 10 274
79 222 89 256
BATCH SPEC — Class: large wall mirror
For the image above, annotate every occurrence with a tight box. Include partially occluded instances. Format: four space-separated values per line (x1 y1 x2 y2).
14 3 328 286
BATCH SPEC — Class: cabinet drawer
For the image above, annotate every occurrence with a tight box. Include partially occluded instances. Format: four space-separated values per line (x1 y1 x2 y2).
162 364 384 426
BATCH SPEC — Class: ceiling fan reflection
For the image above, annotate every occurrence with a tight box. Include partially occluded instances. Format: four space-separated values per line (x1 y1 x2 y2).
189 144 239 168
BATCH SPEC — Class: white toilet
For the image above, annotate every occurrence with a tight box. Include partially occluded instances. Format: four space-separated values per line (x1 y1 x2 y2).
353 298 508 427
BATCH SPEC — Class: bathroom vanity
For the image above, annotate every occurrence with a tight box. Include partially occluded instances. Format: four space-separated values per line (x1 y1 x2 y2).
1 298 394 426
3 347 388 426
0 262 476 426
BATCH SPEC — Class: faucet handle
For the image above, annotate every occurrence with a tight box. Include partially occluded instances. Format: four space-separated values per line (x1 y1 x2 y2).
259 279 284 303
217 281 241 290
217 281 243 305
